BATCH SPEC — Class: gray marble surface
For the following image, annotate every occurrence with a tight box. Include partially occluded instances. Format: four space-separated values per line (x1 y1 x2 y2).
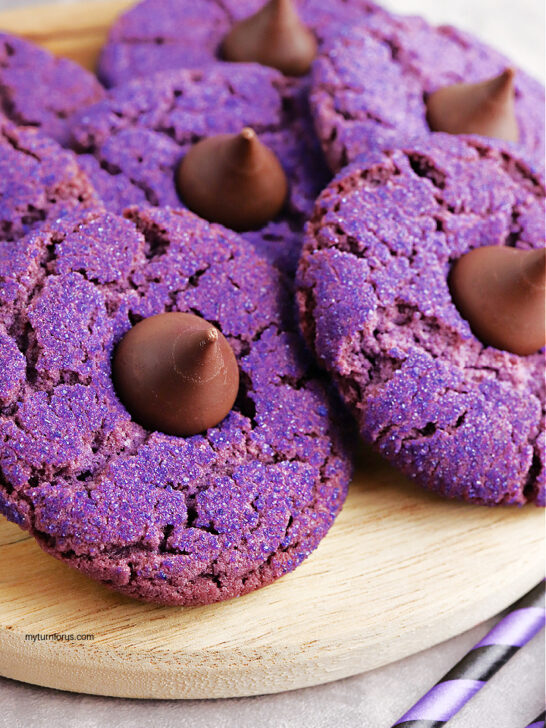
0 0 544 726
0 620 544 727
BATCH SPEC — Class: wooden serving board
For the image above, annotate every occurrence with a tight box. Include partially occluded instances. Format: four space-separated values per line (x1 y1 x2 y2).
0 0 544 700
1 446 544 699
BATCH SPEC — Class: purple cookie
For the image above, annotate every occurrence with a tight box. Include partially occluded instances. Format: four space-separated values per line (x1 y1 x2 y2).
0 205 354 605
98 0 387 87
0 33 104 146
69 64 330 273
0 119 98 242
297 134 545 507
310 16 545 173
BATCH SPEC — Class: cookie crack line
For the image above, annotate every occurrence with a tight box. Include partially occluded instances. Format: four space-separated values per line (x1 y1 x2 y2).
297 134 544 505
311 10 545 175
1 204 353 604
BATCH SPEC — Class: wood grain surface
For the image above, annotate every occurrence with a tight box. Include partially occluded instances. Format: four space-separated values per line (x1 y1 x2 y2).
0 0 544 700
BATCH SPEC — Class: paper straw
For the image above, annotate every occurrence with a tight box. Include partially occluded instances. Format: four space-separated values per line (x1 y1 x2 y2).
525 711 545 728
391 581 546 728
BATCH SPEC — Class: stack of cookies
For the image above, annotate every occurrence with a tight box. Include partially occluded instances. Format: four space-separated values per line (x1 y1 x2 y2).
0 0 544 606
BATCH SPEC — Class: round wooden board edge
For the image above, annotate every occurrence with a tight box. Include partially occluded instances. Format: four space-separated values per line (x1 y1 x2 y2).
0 543 543 699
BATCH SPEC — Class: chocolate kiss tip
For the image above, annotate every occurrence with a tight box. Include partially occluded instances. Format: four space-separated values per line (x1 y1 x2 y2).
450 245 546 356
499 67 516 86
240 127 256 141
426 67 519 143
203 327 219 345
489 67 516 101
221 0 317 76
236 127 258 156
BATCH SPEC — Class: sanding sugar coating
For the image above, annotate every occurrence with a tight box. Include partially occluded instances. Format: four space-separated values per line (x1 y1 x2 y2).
297 134 545 506
0 119 98 242
310 15 545 173
0 205 354 605
0 33 104 146
69 63 330 273
97 0 387 87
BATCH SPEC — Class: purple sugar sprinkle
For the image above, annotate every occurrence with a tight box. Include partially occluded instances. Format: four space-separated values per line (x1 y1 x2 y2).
0 205 354 605
311 13 545 172
0 120 98 243
0 33 104 146
69 65 330 274
297 134 545 505
97 0 387 87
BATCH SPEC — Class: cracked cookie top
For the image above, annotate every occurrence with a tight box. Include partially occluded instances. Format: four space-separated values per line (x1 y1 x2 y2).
69 63 330 273
0 119 98 242
297 134 545 506
0 33 105 146
97 0 386 87
0 205 353 605
310 15 545 173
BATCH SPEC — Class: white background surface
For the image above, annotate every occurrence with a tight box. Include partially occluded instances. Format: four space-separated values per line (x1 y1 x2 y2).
0 1 544 726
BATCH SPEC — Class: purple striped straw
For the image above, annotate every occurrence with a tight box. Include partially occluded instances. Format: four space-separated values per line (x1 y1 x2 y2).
525 711 546 728
391 581 546 728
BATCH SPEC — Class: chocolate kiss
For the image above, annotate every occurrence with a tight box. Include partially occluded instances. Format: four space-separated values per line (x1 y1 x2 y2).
113 312 240 436
221 0 317 76
450 246 546 355
176 127 287 231
426 68 519 142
